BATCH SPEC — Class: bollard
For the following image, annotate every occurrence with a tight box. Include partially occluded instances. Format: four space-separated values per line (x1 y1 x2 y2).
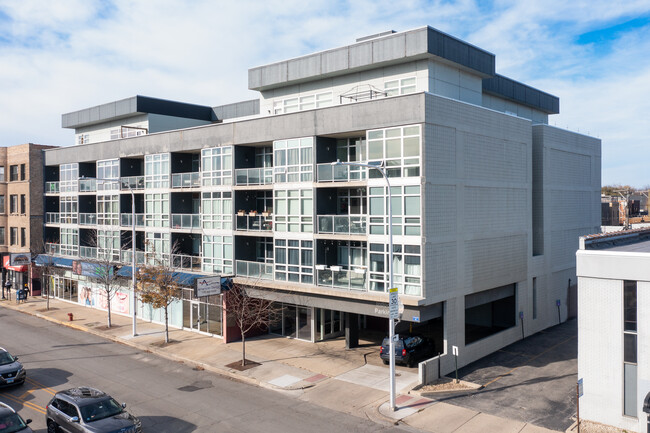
67 313 74 321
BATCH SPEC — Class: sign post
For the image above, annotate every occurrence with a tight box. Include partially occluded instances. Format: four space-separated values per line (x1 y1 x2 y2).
577 378 583 433
452 345 459 383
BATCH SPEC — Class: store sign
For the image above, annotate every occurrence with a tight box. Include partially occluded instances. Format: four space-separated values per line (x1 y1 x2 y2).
195 277 222 297
72 261 114 278
10 253 31 266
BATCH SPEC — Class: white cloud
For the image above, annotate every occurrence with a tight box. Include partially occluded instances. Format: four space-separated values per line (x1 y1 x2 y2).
0 0 649 185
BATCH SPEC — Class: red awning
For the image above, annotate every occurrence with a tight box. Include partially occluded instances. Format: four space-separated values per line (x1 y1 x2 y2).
3 255 28 272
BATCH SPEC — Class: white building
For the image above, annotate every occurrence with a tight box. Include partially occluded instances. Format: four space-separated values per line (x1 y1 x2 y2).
42 26 601 375
577 229 650 432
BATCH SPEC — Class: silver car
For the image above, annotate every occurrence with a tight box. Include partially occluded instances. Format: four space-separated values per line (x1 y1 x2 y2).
46 387 142 433
0 348 25 387
0 402 33 432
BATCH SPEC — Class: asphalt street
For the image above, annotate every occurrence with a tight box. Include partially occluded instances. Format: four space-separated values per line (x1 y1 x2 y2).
0 307 417 432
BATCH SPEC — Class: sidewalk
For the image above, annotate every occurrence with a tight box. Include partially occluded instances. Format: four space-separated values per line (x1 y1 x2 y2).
1 296 561 433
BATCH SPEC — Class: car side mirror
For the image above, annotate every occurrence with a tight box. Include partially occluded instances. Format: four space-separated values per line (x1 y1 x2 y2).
25 419 32 425
122 403 127 408
70 416 80 423
13 356 18 361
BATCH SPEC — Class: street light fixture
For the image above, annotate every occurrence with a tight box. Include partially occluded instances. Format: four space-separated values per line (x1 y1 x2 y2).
333 159 398 411
93 177 138 337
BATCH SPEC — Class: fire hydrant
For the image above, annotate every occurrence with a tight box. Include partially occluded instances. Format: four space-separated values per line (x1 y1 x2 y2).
67 313 73 321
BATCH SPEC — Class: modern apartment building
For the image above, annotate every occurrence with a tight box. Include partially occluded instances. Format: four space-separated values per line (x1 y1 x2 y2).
577 229 650 432
0 143 56 295
41 26 600 372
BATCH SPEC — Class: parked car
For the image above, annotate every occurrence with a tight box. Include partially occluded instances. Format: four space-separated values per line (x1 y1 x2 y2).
46 387 142 433
0 402 33 432
379 334 435 367
0 347 26 387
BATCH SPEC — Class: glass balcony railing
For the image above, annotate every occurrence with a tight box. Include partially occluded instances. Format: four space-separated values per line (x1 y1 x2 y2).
120 213 145 227
236 214 273 231
235 168 273 185
45 212 60 224
120 250 146 265
171 254 202 271
317 215 367 235
78 179 97 192
79 213 97 226
79 246 97 259
316 267 367 291
45 182 60 194
120 176 145 190
236 260 274 280
172 172 200 188
171 214 201 229
316 163 367 182
45 243 60 255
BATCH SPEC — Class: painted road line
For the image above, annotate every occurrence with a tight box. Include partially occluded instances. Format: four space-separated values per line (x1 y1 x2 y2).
1 393 46 415
25 377 57 395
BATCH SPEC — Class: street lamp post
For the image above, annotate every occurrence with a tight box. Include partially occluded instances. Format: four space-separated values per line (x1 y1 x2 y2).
333 160 397 411
95 178 138 337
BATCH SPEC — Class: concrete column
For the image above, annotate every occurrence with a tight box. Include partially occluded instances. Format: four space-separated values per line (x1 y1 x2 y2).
345 312 359 349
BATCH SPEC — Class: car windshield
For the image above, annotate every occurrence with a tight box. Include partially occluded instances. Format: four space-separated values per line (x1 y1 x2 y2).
0 413 28 433
79 398 123 423
404 336 422 348
0 352 15 366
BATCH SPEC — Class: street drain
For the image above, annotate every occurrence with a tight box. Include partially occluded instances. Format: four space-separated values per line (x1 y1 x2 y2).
178 380 213 392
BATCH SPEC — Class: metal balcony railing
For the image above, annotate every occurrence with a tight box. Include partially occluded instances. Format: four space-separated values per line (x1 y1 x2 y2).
316 163 367 182
120 176 145 190
235 214 273 231
171 254 202 271
45 212 60 224
317 215 367 235
45 182 60 194
171 172 200 188
316 267 367 291
235 260 274 280
120 213 145 227
235 168 273 185
171 214 201 229
79 213 97 226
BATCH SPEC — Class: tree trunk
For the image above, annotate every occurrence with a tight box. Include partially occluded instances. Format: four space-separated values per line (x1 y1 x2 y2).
46 277 50 310
241 330 246 367
107 289 112 328
164 306 169 343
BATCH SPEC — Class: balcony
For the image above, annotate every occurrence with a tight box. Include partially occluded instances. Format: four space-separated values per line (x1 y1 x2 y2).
316 266 367 291
45 243 60 255
45 212 60 224
171 254 201 271
79 246 97 259
235 168 273 186
120 250 146 265
79 213 97 226
45 182 59 194
317 163 367 182
172 172 200 189
120 176 145 190
171 214 200 229
317 215 366 235
236 214 272 231
78 179 97 192
120 213 145 227
236 260 273 280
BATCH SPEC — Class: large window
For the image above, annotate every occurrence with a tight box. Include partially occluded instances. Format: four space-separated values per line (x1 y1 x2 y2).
384 77 416 96
0 166 5 181
97 194 119 226
60 228 79 256
145 193 169 227
97 159 120 191
274 239 313 284
274 189 313 233
9 195 17 214
369 185 421 236
0 195 4 213
145 232 169 262
145 153 170 188
97 230 120 261
9 227 17 245
20 164 25 181
0 227 5 245
201 147 232 186
60 196 78 224
202 235 233 274
60 163 79 193
273 137 313 183
20 194 25 214
20 228 25 247
367 125 421 178
369 243 421 295
623 280 637 417
273 92 332 115
9 165 18 181
201 191 232 230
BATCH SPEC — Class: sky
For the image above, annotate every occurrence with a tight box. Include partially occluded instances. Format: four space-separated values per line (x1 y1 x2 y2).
0 0 649 187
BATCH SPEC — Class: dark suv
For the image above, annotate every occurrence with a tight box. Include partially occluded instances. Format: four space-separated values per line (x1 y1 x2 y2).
0 347 26 387
0 402 33 432
379 334 435 367
46 387 142 433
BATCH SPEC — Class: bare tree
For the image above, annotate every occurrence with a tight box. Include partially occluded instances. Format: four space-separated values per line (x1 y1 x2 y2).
32 240 60 310
223 279 278 366
136 243 182 343
84 230 123 328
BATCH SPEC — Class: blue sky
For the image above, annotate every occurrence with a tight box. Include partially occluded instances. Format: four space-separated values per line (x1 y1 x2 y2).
0 0 649 186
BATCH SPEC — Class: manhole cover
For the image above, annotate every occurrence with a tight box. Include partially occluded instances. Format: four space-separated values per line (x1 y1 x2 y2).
178 380 213 392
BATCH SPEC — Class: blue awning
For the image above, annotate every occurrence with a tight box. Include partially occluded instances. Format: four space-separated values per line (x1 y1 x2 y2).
34 255 74 268
116 266 209 287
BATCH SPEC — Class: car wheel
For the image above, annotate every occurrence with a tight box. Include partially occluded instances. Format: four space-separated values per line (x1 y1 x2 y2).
382 359 389 365
406 356 415 368
47 420 59 433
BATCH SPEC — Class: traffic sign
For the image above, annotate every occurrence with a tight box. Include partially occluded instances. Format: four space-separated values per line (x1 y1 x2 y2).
389 288 399 319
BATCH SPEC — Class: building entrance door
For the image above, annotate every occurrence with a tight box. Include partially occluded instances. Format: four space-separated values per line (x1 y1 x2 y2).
191 301 208 333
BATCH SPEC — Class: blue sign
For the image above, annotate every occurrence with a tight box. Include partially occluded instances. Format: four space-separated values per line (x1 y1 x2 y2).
412 316 420 322
556 299 561 307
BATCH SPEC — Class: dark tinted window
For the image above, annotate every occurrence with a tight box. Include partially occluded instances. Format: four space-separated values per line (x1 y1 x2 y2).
80 398 123 422
0 351 15 365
